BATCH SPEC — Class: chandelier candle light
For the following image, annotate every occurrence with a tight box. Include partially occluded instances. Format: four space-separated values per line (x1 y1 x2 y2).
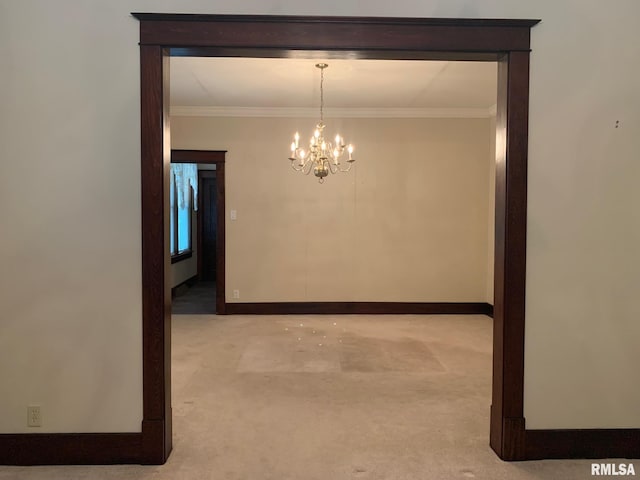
288 63 355 183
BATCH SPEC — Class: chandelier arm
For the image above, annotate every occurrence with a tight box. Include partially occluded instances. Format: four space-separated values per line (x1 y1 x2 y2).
302 160 314 175
290 160 304 172
338 162 354 173
327 162 339 174
290 153 308 170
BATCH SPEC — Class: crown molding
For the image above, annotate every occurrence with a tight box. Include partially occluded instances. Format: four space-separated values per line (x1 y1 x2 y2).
170 105 496 119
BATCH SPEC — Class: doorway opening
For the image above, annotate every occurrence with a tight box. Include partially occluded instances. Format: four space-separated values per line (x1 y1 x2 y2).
170 150 227 315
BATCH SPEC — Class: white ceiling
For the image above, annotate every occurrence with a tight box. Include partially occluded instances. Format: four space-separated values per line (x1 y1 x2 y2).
170 57 497 117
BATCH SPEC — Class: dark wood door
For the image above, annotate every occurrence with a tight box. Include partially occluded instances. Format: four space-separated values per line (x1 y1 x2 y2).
201 173 217 281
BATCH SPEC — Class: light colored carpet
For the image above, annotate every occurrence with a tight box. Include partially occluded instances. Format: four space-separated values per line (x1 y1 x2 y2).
0 314 611 479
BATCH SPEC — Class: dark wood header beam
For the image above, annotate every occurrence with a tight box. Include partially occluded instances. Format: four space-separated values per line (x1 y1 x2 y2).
171 149 227 164
132 13 539 53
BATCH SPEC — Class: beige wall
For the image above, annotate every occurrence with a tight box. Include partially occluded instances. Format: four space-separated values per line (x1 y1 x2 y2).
172 116 493 303
0 2 144 433
1 0 639 434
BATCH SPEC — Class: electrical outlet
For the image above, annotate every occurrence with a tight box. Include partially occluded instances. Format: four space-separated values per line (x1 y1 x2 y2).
233 289 240 299
27 406 41 427
230 210 237 221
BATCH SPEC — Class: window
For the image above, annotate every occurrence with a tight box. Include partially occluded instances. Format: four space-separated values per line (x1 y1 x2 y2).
170 163 198 261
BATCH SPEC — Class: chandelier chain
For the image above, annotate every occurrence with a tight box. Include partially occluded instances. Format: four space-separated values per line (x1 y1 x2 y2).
319 65 324 123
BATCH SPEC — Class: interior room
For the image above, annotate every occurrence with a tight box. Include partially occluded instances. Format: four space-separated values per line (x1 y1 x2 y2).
169 57 497 311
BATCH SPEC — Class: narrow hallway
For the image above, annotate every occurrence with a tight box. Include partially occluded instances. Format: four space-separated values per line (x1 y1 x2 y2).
172 281 216 315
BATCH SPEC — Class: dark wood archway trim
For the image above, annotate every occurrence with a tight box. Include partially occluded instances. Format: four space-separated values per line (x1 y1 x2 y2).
134 14 537 53
171 149 226 315
131 13 539 464
138 44 172 465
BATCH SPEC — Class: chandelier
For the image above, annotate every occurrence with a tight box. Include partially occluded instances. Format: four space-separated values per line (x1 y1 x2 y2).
288 63 355 183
